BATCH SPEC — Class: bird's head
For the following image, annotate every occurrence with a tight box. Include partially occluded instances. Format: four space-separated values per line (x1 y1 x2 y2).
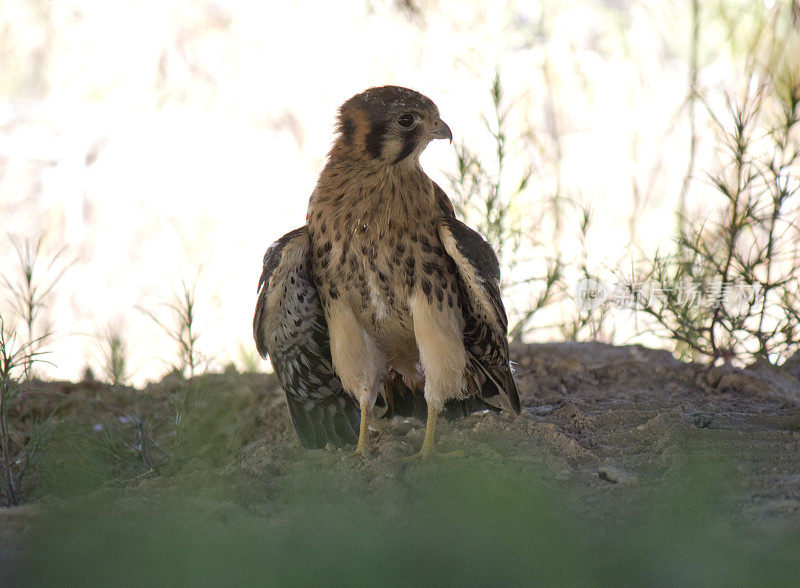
334 85 452 166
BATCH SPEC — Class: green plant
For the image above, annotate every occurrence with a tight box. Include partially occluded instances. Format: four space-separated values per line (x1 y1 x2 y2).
139 277 205 378
626 68 800 364
0 233 68 505
94 411 164 481
447 73 563 340
0 316 52 506
558 200 616 343
1 235 72 380
166 383 193 458
97 323 130 386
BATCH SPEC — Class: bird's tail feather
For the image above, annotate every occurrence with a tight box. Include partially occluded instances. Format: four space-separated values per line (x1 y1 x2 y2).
469 350 521 415
285 394 360 449
377 371 502 421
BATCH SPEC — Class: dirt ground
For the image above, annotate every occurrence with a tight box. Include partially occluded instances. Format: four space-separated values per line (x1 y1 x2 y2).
236 341 800 523
2 341 800 583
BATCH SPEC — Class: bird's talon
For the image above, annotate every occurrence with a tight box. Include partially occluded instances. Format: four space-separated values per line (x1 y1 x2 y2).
440 449 464 459
350 447 372 459
401 452 425 463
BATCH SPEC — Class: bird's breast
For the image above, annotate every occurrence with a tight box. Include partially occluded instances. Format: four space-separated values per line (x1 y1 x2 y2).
308 174 458 352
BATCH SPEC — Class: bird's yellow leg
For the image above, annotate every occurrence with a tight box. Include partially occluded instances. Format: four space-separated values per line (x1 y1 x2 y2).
419 404 438 458
351 402 370 458
404 404 463 461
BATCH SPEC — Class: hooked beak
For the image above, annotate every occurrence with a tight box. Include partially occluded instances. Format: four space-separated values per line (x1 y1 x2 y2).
430 118 453 143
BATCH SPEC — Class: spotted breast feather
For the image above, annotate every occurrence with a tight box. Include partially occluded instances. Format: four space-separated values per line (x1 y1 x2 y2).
253 225 512 450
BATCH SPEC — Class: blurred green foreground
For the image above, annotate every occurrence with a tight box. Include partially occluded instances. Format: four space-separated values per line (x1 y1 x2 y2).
2 368 799 586
11 457 800 587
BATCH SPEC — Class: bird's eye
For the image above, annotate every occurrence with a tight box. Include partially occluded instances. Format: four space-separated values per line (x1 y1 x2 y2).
397 113 416 128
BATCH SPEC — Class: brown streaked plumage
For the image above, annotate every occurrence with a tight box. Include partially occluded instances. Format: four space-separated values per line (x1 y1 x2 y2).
254 85 520 457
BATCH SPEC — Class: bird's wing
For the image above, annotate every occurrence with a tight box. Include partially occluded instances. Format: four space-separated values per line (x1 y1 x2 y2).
253 226 360 448
434 188 521 415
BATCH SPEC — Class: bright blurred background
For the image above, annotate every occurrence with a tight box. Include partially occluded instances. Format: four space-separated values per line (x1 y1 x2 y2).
1 0 798 384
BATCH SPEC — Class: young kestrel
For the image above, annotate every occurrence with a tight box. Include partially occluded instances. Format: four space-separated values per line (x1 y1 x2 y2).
254 86 520 458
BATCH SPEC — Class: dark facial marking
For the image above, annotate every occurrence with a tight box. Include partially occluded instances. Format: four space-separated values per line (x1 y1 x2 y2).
393 126 421 164
365 120 387 159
